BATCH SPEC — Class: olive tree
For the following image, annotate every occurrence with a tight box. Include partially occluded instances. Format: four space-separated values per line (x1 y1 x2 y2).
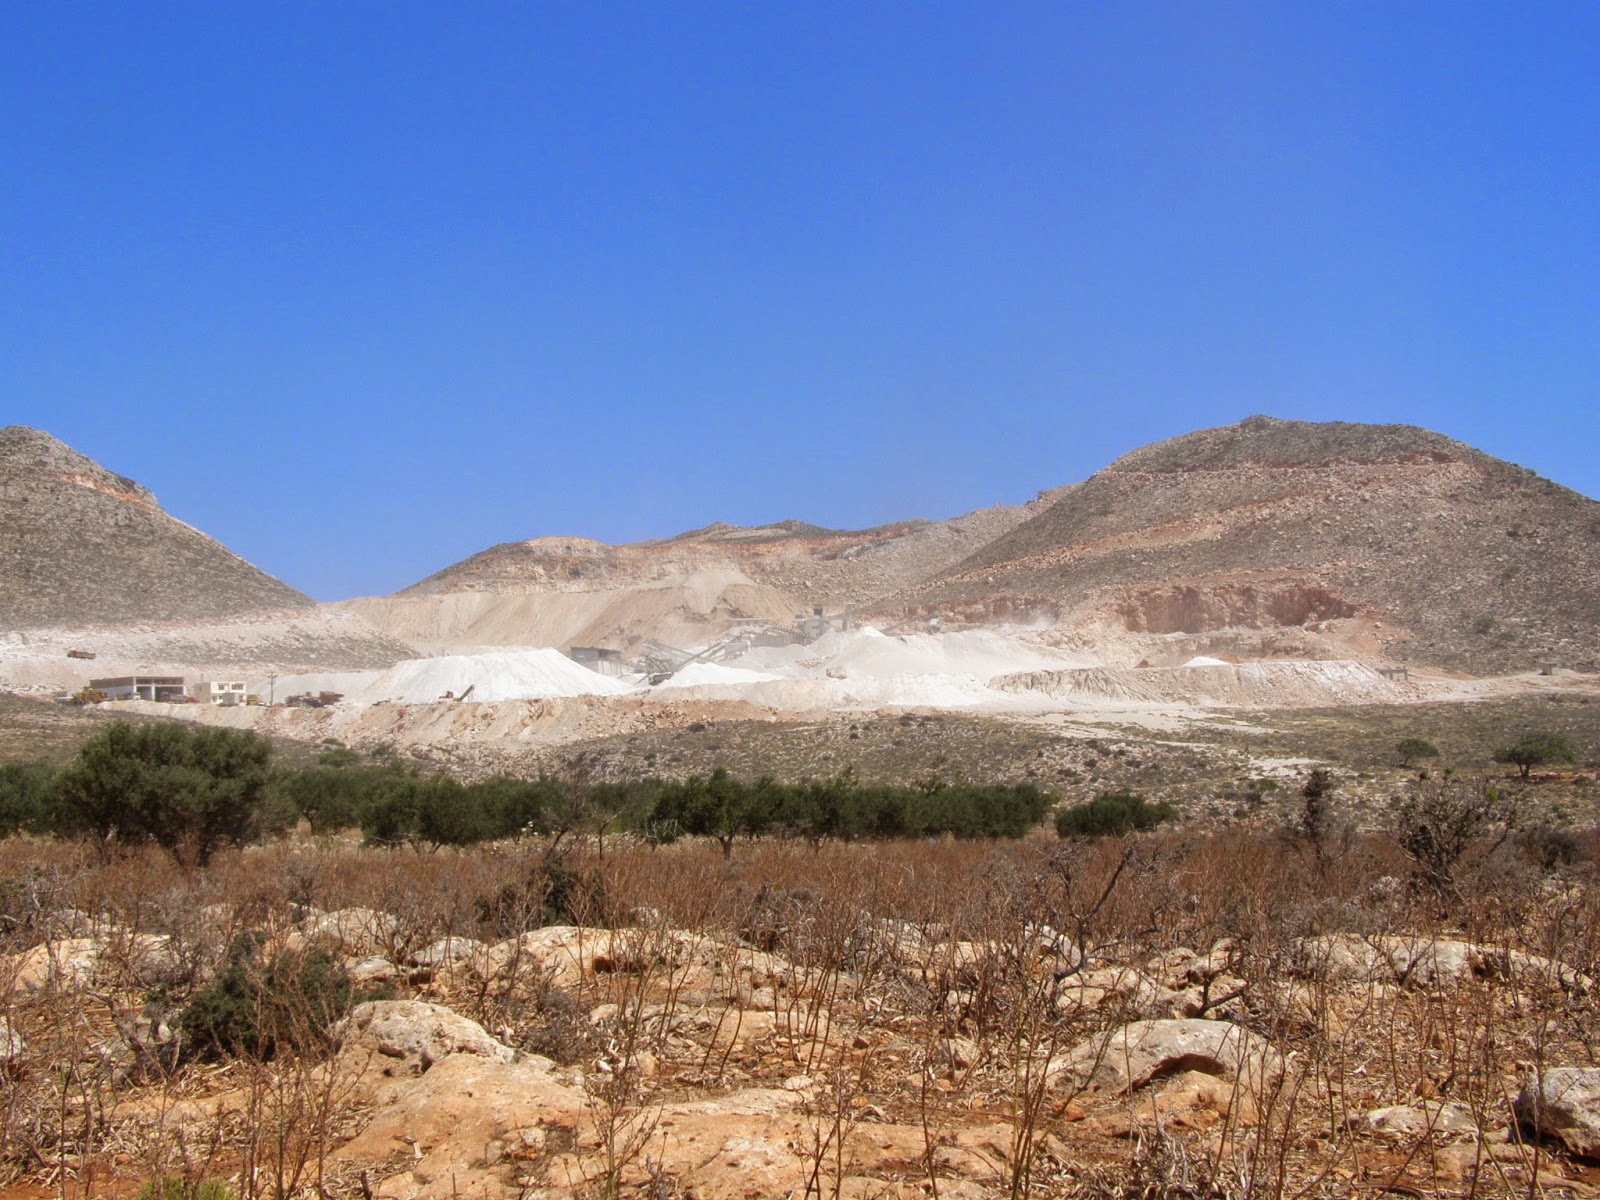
51 721 273 865
1493 731 1576 780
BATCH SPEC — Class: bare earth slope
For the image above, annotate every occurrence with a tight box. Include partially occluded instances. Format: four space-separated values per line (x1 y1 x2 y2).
900 416 1600 673
402 498 1062 609
339 568 799 655
351 494 1061 652
0 425 312 628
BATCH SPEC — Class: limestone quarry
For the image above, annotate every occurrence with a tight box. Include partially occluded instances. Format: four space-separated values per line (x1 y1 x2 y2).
3 417 1598 770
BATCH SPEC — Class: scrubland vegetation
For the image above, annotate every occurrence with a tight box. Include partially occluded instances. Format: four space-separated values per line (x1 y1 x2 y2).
0 719 1598 1199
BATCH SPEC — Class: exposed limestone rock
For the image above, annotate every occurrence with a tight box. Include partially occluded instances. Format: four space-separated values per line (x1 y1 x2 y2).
11 933 174 992
1516 1067 1600 1159
13 937 102 991
409 936 486 969
1296 934 1594 992
301 907 399 955
336 1000 516 1069
1058 1018 1282 1094
1352 1102 1480 1139
336 1053 586 1199
344 954 400 985
1057 964 1190 1019
475 925 719 993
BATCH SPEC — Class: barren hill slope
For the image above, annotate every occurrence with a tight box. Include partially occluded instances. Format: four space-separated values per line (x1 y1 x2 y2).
350 496 1061 653
899 416 1600 673
0 426 314 628
402 499 1059 608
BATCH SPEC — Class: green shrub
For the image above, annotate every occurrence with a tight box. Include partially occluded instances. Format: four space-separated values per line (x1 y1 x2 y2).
0 763 54 836
179 935 351 1061
1493 731 1576 780
50 722 272 864
1395 737 1440 768
1055 790 1175 838
136 1177 236 1200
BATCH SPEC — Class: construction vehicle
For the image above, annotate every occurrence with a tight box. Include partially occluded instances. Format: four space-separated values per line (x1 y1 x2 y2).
70 687 108 705
284 691 344 709
66 648 96 660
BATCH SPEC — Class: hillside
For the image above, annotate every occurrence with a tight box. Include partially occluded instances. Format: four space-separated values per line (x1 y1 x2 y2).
350 495 1061 653
899 416 1600 673
401 500 1059 608
0 426 314 628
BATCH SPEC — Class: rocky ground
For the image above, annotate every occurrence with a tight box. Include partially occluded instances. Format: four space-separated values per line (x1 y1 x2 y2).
3 832 1600 1200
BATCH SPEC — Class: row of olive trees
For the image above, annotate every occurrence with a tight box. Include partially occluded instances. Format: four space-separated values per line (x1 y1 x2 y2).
0 722 1054 863
645 767 1052 852
0 720 1582 867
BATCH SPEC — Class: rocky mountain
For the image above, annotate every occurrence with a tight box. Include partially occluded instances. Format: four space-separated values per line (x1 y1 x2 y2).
894 416 1600 673
0 426 314 629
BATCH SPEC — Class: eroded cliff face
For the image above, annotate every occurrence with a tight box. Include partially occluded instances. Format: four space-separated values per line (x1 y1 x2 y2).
1114 584 1359 636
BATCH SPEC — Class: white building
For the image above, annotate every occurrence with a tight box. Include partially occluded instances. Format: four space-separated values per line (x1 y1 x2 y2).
90 675 189 702
192 680 248 706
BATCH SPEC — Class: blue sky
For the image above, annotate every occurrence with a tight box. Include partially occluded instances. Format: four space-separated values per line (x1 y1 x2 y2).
4 3 1597 599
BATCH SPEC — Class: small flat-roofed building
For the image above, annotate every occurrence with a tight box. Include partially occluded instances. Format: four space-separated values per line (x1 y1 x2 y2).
569 646 627 677
193 680 248 706
90 676 189 702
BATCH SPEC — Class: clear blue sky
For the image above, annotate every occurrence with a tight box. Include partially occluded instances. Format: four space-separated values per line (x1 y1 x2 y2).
4 3 1597 599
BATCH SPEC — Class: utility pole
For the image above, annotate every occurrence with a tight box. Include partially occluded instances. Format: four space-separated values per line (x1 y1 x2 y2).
269 674 276 707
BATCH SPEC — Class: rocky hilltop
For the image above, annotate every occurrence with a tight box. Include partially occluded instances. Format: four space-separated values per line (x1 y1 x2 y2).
900 416 1600 673
401 500 1061 610
0 426 313 629
343 496 1061 654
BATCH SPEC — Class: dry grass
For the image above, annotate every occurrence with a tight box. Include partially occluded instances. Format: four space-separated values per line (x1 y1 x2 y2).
0 819 1596 1198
